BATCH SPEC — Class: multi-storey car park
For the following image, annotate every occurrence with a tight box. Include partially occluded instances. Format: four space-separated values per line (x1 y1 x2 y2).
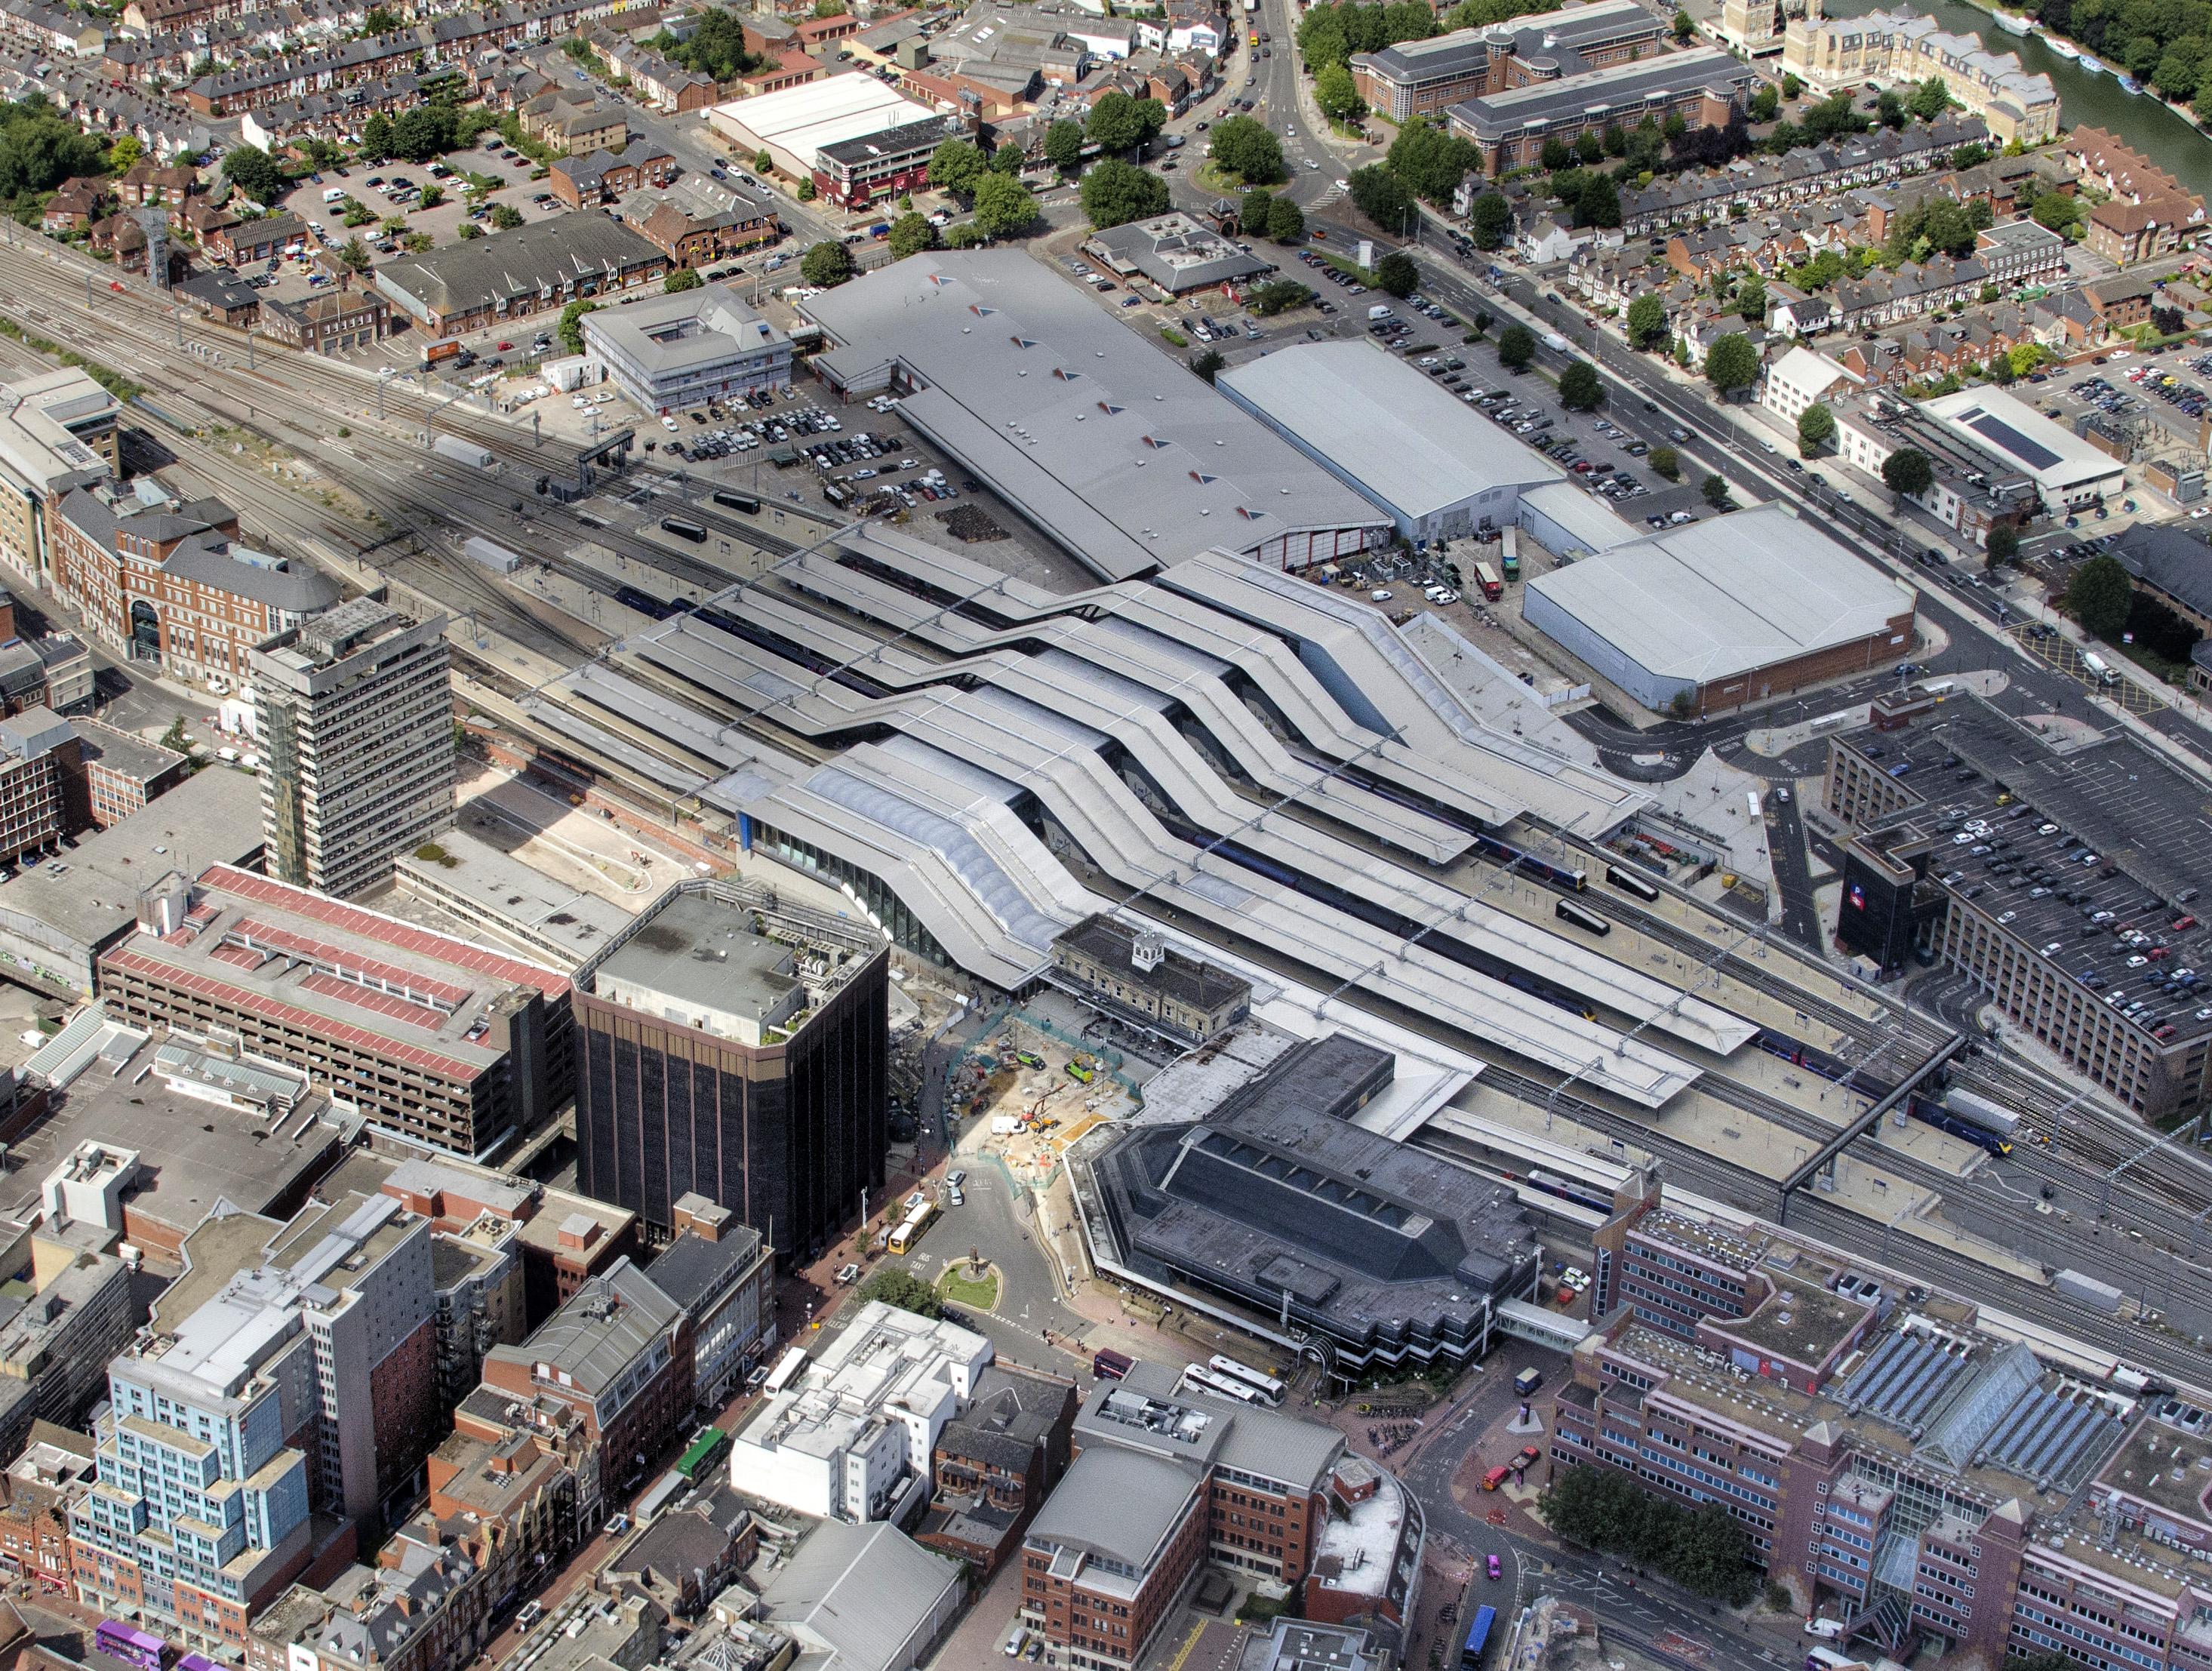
1823 691 2212 1122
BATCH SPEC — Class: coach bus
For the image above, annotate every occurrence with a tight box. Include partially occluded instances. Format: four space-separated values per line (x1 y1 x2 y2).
1207 1353 1285 1404
1461 1605 1498 1669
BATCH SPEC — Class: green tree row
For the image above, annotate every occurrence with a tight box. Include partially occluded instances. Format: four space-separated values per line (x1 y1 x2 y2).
1540 1463 1760 1603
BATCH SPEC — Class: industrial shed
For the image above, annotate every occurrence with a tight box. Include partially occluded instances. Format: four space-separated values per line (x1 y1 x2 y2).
1215 340 1582 548
1521 506 1918 715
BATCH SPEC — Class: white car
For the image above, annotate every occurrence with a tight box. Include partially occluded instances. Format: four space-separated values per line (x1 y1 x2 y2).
660 415 678 430
1305 158 1320 170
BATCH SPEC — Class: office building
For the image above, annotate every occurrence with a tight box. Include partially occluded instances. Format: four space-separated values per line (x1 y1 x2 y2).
1447 48 1756 177
0 370 119 587
248 1526 486 1671
97 862 571 1159
1915 387 2126 516
1820 695 2212 1119
1352 0 1667 122
1521 506 1918 716
1076 1032 1538 1376
1079 213 1272 296
1761 346 1864 426
1559 1177 2208 1671
420 1425 577 1614
640 1196 773 1408
574 880 889 1260
251 599 455 900
581 284 793 417
800 253 1390 581
1832 393 2038 543
69 1192 438 1648
728 1300 992 1522
1783 3 2059 144
478 1257 693 1527
0 1229 135 1460
75 719 189 828
1020 1361 1420 1669
46 485 340 691
0 712 80 869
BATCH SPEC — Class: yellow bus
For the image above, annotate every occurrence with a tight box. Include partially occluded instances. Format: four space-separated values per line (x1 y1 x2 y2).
888 1200 939 1254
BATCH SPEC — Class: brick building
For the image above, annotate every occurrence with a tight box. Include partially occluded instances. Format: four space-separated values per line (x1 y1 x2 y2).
0 1424 96 1596
1351 0 1664 123
260 287 392 356
918 1363 1077 1576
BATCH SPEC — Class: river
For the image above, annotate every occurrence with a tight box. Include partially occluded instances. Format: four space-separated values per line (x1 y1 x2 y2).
1824 0 2212 177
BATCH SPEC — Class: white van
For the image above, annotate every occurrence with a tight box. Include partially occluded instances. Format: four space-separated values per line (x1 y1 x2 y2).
321 187 348 204
1368 303 1394 321
1003 1629 1029 1657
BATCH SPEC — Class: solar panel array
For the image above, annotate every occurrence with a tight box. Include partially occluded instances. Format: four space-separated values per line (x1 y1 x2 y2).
1841 1331 1971 1427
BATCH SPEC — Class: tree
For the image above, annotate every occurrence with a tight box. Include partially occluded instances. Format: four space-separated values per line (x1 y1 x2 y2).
106 134 142 174
1087 90 1153 156
929 137 986 199
1210 115 1286 183
971 171 1037 237
393 105 456 163
1881 447 1934 504
1782 71 1802 97
1558 359 1603 411
1909 74 1952 120
1243 186 1275 236
988 141 1023 174
1386 116 1477 205
801 239 855 287
1540 136 1572 172
556 299 598 354
1192 347 1227 383
458 222 483 239
1469 191 1512 251
360 111 394 161
158 716 192 756
402 231 432 253
1876 90 1909 130
1266 195 1305 242
490 203 524 229
220 143 287 206
1247 278 1315 315
855 1269 943 1319
1797 401 1835 457
1734 274 1766 322
1649 445 1679 480
754 149 772 174
338 235 372 273
2068 553 2133 639
1749 84 1780 122
1701 472 1732 509
362 4 400 30
417 183 444 210
1497 323 1535 371
1703 332 1758 396
1346 165 1412 231
1080 158 1169 229
1315 63 1366 124
665 266 703 293
1672 6 1693 38
797 179 814 202
1985 522 2020 570
1043 118 1084 173
660 9 760 82
2030 189 2081 233
1376 250 1418 297
1672 1503 1756 1602
887 211 937 258
1626 293 1668 350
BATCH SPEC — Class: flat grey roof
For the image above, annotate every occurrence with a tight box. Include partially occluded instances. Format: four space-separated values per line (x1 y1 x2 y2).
800 251 1386 581
1217 340 1564 524
758 1520 961 1671
0 765 263 959
591 888 796 1017
1449 46 1750 140
1026 1443 1201 1568
581 282 788 377
1524 506 1914 685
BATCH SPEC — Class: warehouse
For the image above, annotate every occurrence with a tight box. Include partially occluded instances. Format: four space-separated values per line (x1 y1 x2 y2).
707 78 943 197
1521 506 1918 715
801 253 1389 580
1920 386 2125 515
1216 340 1635 550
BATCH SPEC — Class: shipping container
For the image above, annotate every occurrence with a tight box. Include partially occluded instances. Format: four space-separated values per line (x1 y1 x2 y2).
430 434 494 469
2054 1267 2125 1313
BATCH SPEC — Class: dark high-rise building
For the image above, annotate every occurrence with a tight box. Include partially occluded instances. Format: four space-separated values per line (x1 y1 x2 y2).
574 881 889 1263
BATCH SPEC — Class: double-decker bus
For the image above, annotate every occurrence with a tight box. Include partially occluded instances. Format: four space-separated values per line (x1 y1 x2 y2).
1093 1347 1135 1380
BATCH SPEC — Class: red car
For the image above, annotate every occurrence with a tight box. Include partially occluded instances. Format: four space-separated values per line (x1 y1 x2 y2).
108 281 123 292
497 340 514 350
1487 1554 1503 1580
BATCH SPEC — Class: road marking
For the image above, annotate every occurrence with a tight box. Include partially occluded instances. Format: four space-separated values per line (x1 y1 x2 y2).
1162 1620 1208 1671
